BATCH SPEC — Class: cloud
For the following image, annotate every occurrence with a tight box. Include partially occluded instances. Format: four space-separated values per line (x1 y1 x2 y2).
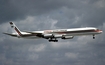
0 0 105 65
65 52 78 59
0 0 71 24
28 44 46 52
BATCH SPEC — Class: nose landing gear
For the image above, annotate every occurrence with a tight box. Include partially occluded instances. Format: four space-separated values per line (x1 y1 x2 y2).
93 35 95 39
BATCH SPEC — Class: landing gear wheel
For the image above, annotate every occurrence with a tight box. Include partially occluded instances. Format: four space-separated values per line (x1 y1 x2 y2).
93 35 95 39
49 40 53 42
49 40 51 42
93 37 95 39
56 40 58 42
48 40 58 42
54 40 58 42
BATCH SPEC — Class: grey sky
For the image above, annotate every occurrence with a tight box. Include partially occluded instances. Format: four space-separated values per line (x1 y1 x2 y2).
0 0 105 65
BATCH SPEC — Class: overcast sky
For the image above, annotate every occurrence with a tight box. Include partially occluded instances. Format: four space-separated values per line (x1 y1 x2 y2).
0 0 105 65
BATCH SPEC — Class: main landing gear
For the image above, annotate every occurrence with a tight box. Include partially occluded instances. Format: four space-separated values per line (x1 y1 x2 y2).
93 35 95 39
48 38 58 42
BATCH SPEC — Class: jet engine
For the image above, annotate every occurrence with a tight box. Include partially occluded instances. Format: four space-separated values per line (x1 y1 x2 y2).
43 34 53 38
54 35 62 38
62 36 74 39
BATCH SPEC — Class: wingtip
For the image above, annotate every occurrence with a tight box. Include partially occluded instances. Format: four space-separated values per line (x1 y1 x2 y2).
3 32 8 34
3 32 8 35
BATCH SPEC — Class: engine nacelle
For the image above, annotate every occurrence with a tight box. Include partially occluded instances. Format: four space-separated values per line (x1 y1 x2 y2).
62 36 74 39
43 34 53 38
54 35 62 38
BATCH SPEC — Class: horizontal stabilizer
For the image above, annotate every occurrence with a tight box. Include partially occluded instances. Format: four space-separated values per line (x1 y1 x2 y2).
3 32 17 37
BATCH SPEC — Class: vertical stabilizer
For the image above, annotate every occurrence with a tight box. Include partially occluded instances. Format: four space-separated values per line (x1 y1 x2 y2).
9 22 22 36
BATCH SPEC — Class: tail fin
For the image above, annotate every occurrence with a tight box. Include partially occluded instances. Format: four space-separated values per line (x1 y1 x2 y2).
9 22 22 36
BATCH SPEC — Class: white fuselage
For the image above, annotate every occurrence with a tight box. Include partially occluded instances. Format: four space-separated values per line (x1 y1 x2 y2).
21 27 102 39
43 27 102 36
4 22 103 42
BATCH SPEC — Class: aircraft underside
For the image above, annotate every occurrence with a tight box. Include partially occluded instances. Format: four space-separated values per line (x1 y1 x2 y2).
20 33 97 42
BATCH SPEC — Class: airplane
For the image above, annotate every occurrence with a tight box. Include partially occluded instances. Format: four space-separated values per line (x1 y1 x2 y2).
3 22 102 42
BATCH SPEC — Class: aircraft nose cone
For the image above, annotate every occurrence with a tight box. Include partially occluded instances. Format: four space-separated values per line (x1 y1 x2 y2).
99 30 103 33
101 31 103 33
